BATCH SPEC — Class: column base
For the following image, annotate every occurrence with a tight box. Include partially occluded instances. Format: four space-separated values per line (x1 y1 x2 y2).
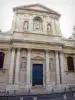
6 84 19 92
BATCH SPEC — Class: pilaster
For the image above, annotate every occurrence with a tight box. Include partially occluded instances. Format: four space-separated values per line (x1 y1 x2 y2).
26 49 31 88
59 52 64 84
15 48 21 84
45 50 50 86
29 15 33 32
55 51 60 84
9 48 15 84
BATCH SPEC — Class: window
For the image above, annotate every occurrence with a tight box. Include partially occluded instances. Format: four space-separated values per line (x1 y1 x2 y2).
47 23 52 33
23 21 28 30
67 56 74 71
33 16 43 31
0 52 5 69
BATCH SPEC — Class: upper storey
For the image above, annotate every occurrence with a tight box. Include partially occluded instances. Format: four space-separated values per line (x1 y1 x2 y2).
12 3 62 36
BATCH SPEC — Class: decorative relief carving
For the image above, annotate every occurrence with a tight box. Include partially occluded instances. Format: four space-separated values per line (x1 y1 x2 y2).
34 51 41 54
31 56 44 60
31 50 45 59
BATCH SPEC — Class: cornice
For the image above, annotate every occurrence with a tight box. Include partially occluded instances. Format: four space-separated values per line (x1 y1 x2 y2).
13 3 61 16
11 38 64 46
61 37 74 42
0 40 11 44
0 37 75 49
16 8 60 17
63 45 75 49
13 31 62 37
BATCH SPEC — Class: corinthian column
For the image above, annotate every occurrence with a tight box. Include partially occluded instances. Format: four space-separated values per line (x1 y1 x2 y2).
55 52 60 84
26 49 31 87
46 50 50 85
60 52 64 84
15 48 20 84
9 49 15 84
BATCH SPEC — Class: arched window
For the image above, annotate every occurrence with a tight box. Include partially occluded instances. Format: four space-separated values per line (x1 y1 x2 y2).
33 16 43 31
0 52 5 69
67 56 74 71
23 21 28 30
47 23 52 33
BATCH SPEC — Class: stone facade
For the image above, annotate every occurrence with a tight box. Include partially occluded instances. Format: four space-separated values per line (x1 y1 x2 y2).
0 3 75 93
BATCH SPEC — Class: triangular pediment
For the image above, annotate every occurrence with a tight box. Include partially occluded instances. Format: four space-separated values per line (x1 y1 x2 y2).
13 3 60 16
25 5 49 12
32 56 44 60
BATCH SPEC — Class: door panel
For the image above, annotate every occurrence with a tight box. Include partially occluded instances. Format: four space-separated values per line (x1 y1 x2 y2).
32 64 43 86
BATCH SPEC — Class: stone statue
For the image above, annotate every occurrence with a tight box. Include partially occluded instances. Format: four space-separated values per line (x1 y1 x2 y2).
20 57 26 69
47 24 52 32
24 21 28 29
21 62 25 69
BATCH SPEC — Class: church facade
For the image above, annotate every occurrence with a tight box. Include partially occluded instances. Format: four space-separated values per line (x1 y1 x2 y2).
0 4 75 93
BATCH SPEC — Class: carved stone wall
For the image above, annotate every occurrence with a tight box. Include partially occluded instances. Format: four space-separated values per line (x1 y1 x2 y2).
12 8 61 36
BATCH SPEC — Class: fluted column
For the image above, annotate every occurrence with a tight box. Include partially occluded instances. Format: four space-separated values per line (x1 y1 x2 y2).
9 49 15 84
55 52 60 84
26 49 31 87
15 48 20 84
60 52 64 84
46 50 50 85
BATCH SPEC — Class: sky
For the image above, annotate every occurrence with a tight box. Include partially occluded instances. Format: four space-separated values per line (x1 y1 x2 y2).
0 0 75 38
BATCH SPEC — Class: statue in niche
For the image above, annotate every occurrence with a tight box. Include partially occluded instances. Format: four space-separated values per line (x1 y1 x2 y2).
49 59 55 72
47 23 52 33
23 21 28 29
21 62 26 69
20 57 26 69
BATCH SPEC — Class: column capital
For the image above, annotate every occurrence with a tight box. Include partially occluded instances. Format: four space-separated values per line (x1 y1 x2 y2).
55 51 59 54
11 48 15 51
45 50 50 53
17 48 21 51
27 48 32 52
59 51 64 54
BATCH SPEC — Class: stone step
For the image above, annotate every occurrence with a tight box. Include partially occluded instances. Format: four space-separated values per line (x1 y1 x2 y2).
30 88 47 94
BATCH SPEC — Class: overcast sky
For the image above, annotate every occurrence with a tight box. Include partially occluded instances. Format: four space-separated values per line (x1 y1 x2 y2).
0 0 75 38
